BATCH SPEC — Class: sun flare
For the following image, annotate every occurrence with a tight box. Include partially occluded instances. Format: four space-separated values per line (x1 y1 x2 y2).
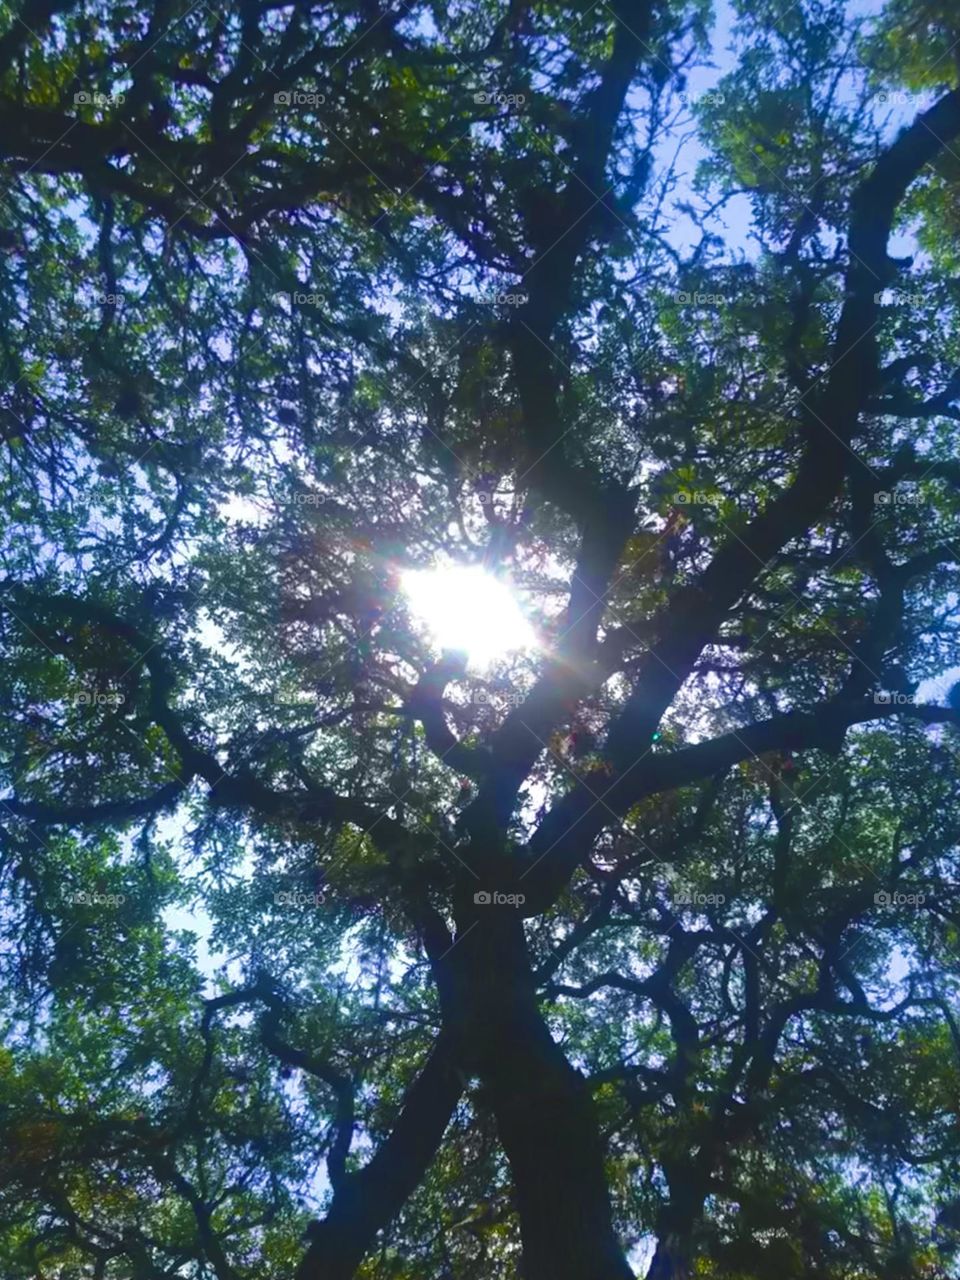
402 565 537 666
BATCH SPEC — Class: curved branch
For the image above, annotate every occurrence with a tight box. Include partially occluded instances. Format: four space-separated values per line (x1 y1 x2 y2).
2 587 422 861
296 1033 462 1280
521 699 960 911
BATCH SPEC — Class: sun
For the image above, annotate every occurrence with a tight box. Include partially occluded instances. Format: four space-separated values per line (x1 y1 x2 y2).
402 565 537 666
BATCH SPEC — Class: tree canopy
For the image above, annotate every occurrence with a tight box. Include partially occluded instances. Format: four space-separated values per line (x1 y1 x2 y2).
2 0 960 1277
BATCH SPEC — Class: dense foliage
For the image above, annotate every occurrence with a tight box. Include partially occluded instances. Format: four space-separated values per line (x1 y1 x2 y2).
2 0 960 1277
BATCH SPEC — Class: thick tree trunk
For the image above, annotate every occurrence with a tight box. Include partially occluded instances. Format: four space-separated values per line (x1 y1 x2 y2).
457 906 633 1280
643 1176 704 1280
644 1234 692 1280
486 1024 634 1280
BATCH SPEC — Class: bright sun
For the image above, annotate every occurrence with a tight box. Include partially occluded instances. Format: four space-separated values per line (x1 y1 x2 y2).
402 565 537 666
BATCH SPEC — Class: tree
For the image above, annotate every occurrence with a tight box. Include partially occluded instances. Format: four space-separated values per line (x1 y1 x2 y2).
1 0 960 1276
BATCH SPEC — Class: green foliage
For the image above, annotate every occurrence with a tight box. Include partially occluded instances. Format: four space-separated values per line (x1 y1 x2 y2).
0 0 959 1277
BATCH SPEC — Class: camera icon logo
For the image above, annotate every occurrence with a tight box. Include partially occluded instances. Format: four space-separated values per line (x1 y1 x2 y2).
274 90 292 105
474 890 492 905
874 889 891 906
74 91 92 104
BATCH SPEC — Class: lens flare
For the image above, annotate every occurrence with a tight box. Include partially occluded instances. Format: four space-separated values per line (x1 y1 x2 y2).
402 565 536 666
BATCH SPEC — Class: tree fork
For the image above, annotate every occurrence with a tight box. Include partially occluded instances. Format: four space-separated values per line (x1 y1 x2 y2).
455 905 634 1280
295 1034 462 1280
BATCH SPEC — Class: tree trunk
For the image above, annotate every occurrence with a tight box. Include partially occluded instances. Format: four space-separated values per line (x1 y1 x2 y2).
643 1177 703 1280
644 1234 692 1280
457 906 633 1280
